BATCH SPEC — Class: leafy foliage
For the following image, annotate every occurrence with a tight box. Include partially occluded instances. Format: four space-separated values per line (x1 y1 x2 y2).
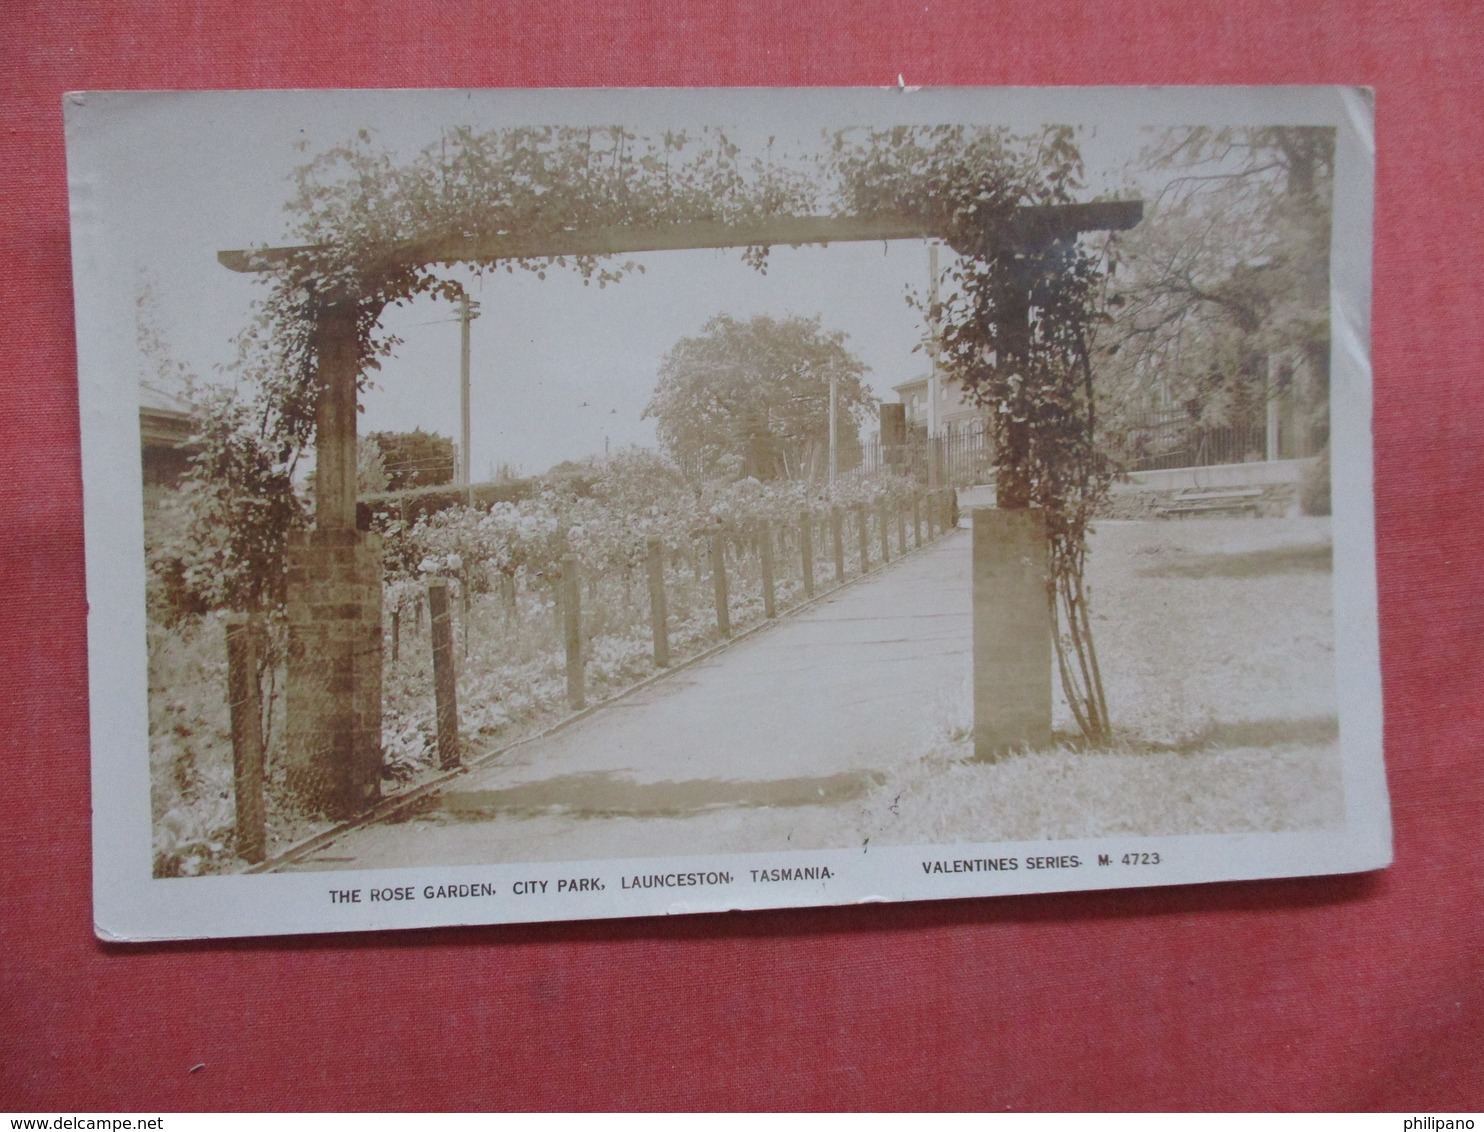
217 121 1122 743
832 125 1116 742
368 428 455 491
357 435 390 494
1098 127 1334 448
1300 444 1331 517
644 313 874 480
383 447 921 602
233 125 825 460
149 385 307 619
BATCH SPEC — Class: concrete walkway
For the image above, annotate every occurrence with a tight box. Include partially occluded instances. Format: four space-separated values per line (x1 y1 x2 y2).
285 524 973 871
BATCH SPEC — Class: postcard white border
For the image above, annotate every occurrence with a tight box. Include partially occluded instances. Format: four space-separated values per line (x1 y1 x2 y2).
67 86 1387 941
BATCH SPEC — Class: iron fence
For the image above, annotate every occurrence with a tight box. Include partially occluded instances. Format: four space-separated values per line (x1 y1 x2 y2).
841 430 996 489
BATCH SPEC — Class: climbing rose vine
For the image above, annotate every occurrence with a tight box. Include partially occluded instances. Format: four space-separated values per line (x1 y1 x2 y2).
201 122 1121 744
831 125 1116 741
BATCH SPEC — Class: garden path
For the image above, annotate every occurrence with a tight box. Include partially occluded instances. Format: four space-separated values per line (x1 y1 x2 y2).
283 520 974 871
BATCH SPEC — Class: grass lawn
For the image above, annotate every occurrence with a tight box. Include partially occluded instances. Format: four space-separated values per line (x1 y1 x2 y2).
312 514 1346 868
804 515 1344 848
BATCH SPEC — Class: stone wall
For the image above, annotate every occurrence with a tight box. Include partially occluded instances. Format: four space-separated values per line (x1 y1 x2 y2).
1098 481 1299 520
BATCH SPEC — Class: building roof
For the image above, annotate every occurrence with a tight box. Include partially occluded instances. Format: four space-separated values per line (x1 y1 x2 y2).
139 382 192 416
140 383 195 448
892 375 931 396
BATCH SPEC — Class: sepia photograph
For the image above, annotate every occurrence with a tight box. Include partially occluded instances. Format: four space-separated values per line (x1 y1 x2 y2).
67 87 1387 939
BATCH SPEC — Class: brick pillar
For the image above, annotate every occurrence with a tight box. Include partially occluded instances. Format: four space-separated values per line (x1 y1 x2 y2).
313 304 361 531
972 508 1052 760
284 528 384 818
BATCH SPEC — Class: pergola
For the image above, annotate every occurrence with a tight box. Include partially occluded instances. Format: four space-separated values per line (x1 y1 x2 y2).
220 198 1142 816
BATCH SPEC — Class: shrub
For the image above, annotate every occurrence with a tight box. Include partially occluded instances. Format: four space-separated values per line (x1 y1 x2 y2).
1300 447 1331 516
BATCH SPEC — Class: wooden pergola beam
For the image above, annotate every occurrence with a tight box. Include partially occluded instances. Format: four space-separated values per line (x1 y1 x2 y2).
992 200 1144 251
223 193 1142 822
217 200 1142 274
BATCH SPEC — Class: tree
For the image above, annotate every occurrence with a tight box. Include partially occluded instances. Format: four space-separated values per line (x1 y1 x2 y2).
147 385 307 618
357 436 390 494
368 428 456 491
231 122 1121 745
644 314 874 481
1099 127 1334 457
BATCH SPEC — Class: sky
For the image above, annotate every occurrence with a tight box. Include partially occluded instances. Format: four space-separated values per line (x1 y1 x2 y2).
101 96 965 476
369 244 937 477
67 86 1345 481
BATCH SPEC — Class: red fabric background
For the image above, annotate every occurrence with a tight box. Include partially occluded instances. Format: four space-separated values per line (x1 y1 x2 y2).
2 0 1481 1112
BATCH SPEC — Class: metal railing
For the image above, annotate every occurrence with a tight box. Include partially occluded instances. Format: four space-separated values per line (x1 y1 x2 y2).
841 430 996 488
1113 411 1318 472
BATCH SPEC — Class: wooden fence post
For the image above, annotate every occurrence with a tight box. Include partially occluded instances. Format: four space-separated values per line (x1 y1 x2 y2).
831 508 846 584
710 532 731 637
799 509 815 598
561 553 585 710
225 613 266 864
461 579 470 658
427 578 461 769
759 521 776 618
646 537 670 668
855 503 871 574
879 499 891 564
913 496 923 547
897 502 907 554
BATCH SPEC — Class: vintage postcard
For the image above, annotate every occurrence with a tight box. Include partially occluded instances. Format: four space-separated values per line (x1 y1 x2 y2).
67 86 1387 940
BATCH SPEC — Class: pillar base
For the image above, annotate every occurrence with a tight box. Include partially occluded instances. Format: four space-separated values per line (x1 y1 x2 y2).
972 508 1052 760
283 528 384 819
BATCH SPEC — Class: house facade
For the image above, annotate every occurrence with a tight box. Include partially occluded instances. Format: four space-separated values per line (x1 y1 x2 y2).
891 374 990 441
140 382 197 487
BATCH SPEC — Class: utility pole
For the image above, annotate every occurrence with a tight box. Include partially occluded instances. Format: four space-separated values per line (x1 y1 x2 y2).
828 369 839 486
459 294 481 506
927 243 942 490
